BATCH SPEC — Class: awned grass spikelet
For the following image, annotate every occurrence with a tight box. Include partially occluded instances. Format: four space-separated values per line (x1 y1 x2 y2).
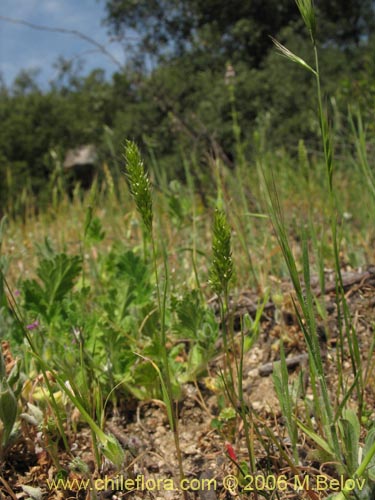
124 140 153 233
270 37 317 76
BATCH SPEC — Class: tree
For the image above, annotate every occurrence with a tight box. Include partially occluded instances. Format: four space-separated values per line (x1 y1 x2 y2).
317 0 375 46
104 0 375 66
104 0 300 66
0 67 115 213
102 0 375 163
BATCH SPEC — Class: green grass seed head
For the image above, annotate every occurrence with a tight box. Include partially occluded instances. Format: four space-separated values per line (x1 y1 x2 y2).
124 140 153 233
295 0 316 41
209 208 233 295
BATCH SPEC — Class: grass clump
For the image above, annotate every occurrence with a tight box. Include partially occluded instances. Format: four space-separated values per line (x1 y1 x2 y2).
266 0 375 496
124 139 186 492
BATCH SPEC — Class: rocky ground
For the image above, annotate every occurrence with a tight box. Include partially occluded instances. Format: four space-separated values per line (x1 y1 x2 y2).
2 267 375 500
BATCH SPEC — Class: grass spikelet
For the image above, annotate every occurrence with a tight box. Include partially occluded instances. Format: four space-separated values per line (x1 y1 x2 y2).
209 208 233 296
295 0 316 41
270 37 317 75
124 140 153 233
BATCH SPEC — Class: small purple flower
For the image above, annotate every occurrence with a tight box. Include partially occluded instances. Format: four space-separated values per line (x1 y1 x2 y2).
14 289 20 297
26 320 40 331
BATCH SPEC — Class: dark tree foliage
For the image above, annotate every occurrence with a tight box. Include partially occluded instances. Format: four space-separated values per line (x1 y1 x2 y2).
104 0 300 65
101 0 374 165
0 0 374 214
317 0 375 45
0 68 114 213
102 0 375 163
104 0 375 63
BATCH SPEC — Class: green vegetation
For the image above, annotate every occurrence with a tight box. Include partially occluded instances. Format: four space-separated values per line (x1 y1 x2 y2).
1 1 375 499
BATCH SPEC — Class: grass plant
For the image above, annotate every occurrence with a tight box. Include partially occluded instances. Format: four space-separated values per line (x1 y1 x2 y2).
267 0 375 496
124 140 187 494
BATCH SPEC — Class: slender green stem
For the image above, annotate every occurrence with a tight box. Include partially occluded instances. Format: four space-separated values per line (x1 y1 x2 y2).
237 329 256 473
313 40 343 461
150 210 186 495
314 42 363 411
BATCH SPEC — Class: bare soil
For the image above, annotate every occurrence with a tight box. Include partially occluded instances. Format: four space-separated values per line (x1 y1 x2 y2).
2 267 375 500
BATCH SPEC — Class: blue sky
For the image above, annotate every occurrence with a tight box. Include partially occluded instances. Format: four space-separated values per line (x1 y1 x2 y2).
0 0 132 89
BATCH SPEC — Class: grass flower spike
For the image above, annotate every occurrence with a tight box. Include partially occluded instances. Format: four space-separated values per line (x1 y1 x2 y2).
124 140 153 233
295 0 316 41
209 208 233 296
270 37 317 75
